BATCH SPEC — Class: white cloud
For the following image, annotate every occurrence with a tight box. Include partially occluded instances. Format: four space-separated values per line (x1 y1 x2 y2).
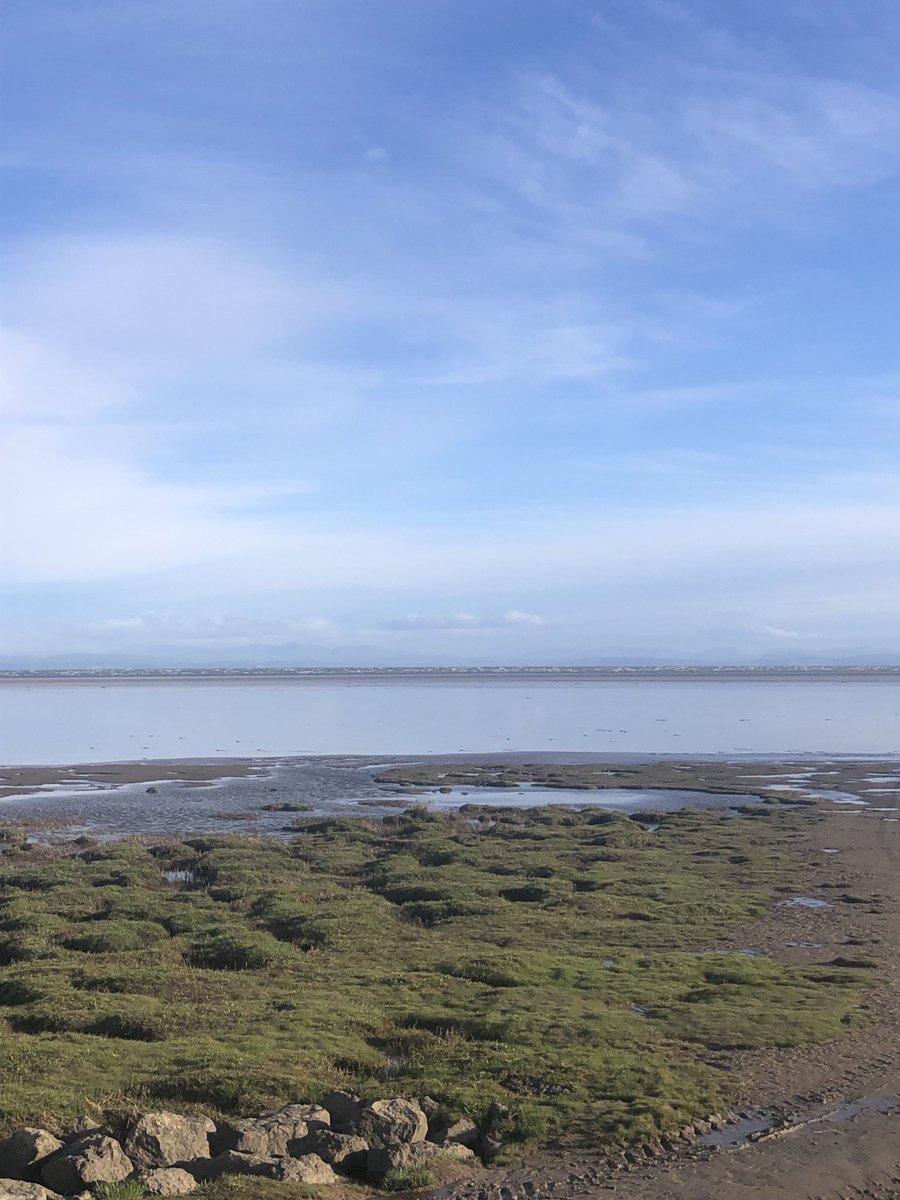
92 612 335 643
761 625 819 641
378 611 545 633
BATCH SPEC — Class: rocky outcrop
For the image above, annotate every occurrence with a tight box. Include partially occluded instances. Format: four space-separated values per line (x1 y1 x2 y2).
124 1112 214 1171
0 1093 483 1195
0 1130 63 1182
40 1134 132 1194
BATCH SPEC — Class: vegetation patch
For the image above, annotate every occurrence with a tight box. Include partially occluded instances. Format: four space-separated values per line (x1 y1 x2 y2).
0 805 865 1155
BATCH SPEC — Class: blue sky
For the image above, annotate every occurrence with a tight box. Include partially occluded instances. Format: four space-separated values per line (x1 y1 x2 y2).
1 0 898 664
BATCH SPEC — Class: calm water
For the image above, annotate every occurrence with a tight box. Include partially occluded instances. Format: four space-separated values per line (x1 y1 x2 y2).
0 759 766 841
0 674 897 764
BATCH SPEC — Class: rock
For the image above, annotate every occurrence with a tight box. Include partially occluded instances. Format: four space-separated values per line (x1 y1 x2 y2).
41 1135 133 1194
367 1141 439 1183
417 1096 444 1120
295 1129 369 1175
125 1112 214 1171
692 1119 712 1136
0 1183 63 1200
349 1098 428 1148
438 1143 476 1162
195 1151 279 1181
484 1102 510 1135
0 1129 63 1180
60 1118 105 1144
261 1103 330 1128
275 1155 338 1184
214 1104 329 1158
141 1167 198 1195
210 1121 273 1158
480 1136 503 1165
441 1118 480 1149
321 1091 362 1129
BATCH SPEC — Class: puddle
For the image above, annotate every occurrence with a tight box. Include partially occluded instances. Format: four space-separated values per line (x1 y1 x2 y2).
828 797 869 806
821 1097 899 1122
822 848 840 854
785 941 825 948
779 897 831 909
685 947 763 958
425 786 763 814
701 1096 900 1151
702 1113 773 1150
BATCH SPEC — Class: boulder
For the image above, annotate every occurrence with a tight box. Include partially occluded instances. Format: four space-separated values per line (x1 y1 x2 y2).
140 1168 198 1195
41 1135 132 1194
441 1118 480 1149
214 1104 329 1158
125 1112 214 1171
349 1098 428 1148
437 1143 476 1162
274 1155 338 1184
321 1091 362 1129
60 1118 105 1144
295 1129 368 1175
366 1141 439 1183
0 1183 63 1200
0 1129 63 1180
195 1151 278 1181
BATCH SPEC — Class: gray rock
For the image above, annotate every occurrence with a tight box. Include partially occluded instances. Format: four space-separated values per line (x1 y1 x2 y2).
60 1118 104 1144
215 1104 329 1158
480 1135 504 1165
41 1135 133 1193
367 1141 439 1183
321 1091 361 1129
0 1183 63 1200
195 1151 279 1181
0 1130 63 1181
441 1118 480 1149
210 1121 272 1158
274 1155 338 1184
350 1098 428 1148
195 1149 336 1184
294 1129 368 1175
140 1168 198 1195
437 1143 476 1162
125 1112 214 1172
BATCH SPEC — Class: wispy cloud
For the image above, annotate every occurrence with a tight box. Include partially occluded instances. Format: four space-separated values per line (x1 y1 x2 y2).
379 611 545 633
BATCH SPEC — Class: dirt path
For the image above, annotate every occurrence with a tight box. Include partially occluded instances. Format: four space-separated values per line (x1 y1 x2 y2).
433 799 900 1200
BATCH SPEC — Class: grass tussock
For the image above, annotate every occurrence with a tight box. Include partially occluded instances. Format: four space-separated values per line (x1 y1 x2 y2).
0 805 867 1152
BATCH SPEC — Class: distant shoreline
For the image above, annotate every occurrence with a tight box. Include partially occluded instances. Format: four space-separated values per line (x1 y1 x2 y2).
1 664 898 685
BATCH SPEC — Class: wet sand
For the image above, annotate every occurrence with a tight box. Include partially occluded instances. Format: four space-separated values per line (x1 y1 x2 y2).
0 758 264 800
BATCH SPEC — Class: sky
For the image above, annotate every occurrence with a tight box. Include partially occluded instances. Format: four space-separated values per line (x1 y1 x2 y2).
1 0 898 665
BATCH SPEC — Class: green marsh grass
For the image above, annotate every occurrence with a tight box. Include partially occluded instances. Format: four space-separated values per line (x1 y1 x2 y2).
0 805 866 1152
